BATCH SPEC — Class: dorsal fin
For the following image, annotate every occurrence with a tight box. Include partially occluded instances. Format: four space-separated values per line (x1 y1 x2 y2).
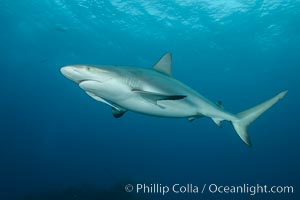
216 101 224 109
153 53 172 76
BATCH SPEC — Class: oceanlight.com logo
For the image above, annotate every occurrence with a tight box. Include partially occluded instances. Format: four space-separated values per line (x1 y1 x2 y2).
124 183 294 196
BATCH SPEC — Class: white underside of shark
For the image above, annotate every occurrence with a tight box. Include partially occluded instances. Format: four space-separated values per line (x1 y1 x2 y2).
60 53 287 146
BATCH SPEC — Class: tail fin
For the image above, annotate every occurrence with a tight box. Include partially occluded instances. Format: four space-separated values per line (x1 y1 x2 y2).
231 90 288 147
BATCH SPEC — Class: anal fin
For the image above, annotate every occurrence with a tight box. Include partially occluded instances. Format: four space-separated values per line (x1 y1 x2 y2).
212 117 223 127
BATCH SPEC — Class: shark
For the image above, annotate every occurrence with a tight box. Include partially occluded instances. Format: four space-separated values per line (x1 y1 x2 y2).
60 53 287 146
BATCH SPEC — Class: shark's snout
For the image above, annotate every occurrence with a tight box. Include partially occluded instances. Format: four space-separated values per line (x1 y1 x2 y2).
60 65 115 84
60 66 78 75
60 66 69 73
60 65 84 82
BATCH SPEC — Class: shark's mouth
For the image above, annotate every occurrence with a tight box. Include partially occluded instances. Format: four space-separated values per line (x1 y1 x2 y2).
78 79 106 84
78 79 89 84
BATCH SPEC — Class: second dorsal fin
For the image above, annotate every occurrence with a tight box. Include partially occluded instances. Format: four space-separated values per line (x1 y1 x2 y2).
153 53 172 76
216 101 224 109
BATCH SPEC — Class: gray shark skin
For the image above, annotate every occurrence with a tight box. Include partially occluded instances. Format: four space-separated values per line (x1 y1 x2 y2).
61 53 287 146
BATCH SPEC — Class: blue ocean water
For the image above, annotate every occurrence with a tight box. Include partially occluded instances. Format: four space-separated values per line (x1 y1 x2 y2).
1 0 299 199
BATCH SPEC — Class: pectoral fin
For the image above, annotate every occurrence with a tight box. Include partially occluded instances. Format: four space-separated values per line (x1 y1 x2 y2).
132 89 186 108
85 92 119 109
112 107 127 118
86 92 127 118
188 114 204 122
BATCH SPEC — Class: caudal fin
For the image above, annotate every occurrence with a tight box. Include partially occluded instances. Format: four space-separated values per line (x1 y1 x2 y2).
231 90 288 147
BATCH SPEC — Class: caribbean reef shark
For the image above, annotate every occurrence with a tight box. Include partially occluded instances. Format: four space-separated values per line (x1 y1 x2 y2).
60 53 287 146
